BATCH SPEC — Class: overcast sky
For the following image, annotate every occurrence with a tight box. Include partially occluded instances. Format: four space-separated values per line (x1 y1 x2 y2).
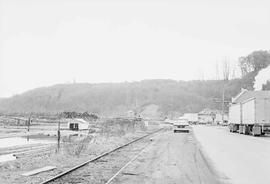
1 0 270 97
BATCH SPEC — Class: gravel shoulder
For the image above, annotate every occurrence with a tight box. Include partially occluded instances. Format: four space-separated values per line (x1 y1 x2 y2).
110 130 228 184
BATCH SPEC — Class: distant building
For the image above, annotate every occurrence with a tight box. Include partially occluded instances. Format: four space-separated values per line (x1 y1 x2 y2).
214 113 229 125
68 118 89 131
183 113 199 124
198 108 228 125
164 118 175 125
198 109 216 124
127 110 136 118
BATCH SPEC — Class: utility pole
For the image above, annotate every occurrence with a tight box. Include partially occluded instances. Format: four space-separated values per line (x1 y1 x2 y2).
27 115 31 141
213 94 230 124
134 88 138 117
57 115 61 152
221 58 230 123
222 81 225 124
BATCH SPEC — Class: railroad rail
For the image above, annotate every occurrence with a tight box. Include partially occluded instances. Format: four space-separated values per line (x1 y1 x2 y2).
104 141 152 184
40 129 163 184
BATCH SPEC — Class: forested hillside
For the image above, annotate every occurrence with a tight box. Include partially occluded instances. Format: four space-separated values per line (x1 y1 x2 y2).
0 79 242 116
0 50 269 117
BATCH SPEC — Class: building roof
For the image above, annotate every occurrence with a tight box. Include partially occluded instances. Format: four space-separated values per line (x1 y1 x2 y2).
232 89 270 104
198 108 221 115
68 118 89 124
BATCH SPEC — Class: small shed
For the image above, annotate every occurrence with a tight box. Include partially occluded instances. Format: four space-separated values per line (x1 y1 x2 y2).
68 118 89 131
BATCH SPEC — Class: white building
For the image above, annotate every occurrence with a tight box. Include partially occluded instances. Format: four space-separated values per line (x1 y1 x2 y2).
183 113 199 124
214 113 229 124
164 118 175 125
198 109 229 125
68 118 89 131
198 109 216 124
127 110 136 118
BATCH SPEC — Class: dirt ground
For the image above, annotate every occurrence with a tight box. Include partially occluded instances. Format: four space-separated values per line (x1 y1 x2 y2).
0 125 234 184
107 130 229 184
0 129 155 184
51 131 156 184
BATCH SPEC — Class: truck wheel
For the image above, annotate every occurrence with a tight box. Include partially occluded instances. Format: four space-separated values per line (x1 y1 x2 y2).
244 125 250 135
252 126 262 136
239 125 244 134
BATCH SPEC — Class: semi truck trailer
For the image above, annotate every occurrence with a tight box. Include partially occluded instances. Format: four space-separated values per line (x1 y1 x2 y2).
228 103 241 132
229 90 270 136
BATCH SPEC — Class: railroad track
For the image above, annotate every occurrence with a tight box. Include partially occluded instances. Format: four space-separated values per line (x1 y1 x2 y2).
0 144 55 159
40 129 163 184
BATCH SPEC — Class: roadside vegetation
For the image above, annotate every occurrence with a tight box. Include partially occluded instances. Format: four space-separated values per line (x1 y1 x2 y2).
0 116 156 184
62 117 147 157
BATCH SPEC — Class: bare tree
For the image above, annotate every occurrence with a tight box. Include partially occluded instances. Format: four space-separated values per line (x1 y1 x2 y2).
220 58 232 124
215 61 220 80
222 59 231 81
196 67 205 81
230 63 236 79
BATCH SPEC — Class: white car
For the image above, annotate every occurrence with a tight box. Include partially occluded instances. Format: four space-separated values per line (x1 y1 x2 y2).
173 119 190 133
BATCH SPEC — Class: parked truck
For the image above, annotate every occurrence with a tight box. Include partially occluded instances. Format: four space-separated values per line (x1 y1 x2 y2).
228 103 241 132
229 90 270 136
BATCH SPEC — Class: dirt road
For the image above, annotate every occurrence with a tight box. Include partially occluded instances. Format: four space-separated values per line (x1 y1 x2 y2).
110 130 228 184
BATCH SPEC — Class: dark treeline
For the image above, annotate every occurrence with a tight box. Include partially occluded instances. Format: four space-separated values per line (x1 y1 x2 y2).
0 79 242 116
